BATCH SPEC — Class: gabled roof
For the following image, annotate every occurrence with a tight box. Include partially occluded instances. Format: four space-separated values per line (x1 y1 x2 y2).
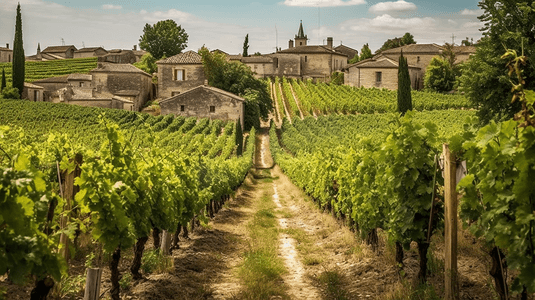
90 63 151 77
334 44 358 58
160 85 245 104
380 43 443 54
33 75 69 83
156 50 202 64
277 45 347 57
75 47 107 53
42 45 77 53
24 82 44 89
347 56 419 69
67 74 92 81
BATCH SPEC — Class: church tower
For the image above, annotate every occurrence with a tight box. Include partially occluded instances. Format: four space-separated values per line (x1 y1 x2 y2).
294 20 307 47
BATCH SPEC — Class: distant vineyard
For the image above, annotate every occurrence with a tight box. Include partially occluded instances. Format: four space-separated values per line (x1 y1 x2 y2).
269 77 472 117
0 57 98 84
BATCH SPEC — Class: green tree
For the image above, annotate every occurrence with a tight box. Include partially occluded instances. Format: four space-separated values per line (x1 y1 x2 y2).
12 3 25 99
243 34 249 57
401 32 416 45
1 68 5 92
133 53 157 74
424 56 456 92
397 51 412 114
457 0 534 124
0 87 20 99
359 43 373 61
377 32 416 53
349 52 360 64
139 20 188 60
235 119 243 156
199 47 272 130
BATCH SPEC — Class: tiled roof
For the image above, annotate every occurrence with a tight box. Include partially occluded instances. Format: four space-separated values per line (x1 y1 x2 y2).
160 85 244 103
42 45 77 53
277 45 347 56
241 56 273 63
33 75 69 83
90 63 151 76
453 46 476 54
67 74 92 81
347 56 419 69
0 47 12 52
156 50 202 64
24 82 44 89
75 47 107 53
228 54 243 60
380 43 443 54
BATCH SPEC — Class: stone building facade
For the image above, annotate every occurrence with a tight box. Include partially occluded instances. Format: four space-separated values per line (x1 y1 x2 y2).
156 51 206 99
90 63 153 111
22 82 45 102
0 44 12 63
41 45 77 59
160 85 244 129
345 56 420 90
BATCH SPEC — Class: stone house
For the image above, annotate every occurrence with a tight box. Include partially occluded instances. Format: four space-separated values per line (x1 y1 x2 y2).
73 47 108 58
22 82 45 101
160 85 244 129
33 74 92 101
334 44 358 62
132 46 147 62
41 45 77 59
99 49 137 64
0 44 12 63
345 55 420 90
90 63 153 111
156 50 206 99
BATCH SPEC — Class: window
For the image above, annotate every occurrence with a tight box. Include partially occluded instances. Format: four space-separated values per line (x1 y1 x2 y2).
305 56 307 62
180 105 185 112
209 106 215 113
300 42 303 46
174 69 185 81
375 72 382 83
417 56 420 63
79 82 84 87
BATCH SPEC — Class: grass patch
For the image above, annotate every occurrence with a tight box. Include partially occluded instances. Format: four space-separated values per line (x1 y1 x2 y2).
141 249 174 275
314 269 350 300
385 281 441 300
237 190 289 299
303 256 323 266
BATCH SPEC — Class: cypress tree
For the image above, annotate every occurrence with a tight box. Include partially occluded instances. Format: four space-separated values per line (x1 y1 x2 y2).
235 119 243 156
397 50 412 115
242 34 249 57
1 68 5 92
12 3 25 99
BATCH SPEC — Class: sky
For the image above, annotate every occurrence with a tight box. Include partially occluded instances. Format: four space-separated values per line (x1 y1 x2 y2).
0 0 484 56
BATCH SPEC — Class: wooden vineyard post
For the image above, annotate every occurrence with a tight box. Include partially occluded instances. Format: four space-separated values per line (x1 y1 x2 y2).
83 268 102 300
59 154 82 261
161 230 172 255
443 144 459 299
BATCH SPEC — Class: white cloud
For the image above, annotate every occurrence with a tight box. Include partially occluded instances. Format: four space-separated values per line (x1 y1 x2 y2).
369 0 417 14
447 19 457 25
282 0 366 7
462 21 481 28
102 4 122 10
343 14 434 32
460 8 480 16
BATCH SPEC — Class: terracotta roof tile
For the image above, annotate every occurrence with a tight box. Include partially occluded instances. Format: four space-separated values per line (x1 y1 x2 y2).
75 47 107 53
156 50 202 64
90 63 151 76
42 45 77 53
277 45 347 56
380 43 443 54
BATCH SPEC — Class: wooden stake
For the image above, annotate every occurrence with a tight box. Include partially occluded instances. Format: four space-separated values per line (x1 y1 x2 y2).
160 230 171 256
444 144 459 299
83 268 102 300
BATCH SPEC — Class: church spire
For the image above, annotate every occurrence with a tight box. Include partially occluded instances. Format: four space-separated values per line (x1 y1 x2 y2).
296 20 307 39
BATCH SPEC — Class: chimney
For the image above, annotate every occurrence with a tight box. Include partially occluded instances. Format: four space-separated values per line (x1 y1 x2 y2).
289 39 294 48
133 45 137 51
327 37 333 48
6 43 9 49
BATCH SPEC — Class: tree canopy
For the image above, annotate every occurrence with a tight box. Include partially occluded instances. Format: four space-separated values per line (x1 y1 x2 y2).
139 20 188 60
199 47 273 130
349 43 373 64
424 56 456 92
133 53 158 75
377 32 416 53
397 51 412 114
457 0 534 124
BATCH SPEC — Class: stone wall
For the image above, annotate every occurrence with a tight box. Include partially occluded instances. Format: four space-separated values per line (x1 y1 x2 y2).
92 72 152 111
271 54 301 78
0 50 12 63
157 64 206 99
74 49 107 59
347 67 420 90
160 87 244 129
